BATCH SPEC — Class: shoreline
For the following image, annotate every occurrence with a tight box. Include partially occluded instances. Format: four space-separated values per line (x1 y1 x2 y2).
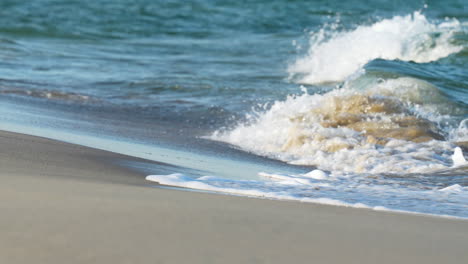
3 94 466 218
1 130 467 263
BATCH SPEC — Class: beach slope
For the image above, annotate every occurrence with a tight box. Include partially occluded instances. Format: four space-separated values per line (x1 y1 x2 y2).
0 130 467 264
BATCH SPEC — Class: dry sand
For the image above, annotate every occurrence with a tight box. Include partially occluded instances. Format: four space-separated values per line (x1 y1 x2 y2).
0 130 467 264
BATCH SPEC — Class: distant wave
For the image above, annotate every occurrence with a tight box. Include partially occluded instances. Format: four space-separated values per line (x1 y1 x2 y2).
288 11 464 84
0 88 92 102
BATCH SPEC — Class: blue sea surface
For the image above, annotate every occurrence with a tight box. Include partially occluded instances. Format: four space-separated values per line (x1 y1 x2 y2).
0 0 467 217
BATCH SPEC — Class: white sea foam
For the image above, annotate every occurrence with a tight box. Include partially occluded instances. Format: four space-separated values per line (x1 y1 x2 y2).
288 11 463 84
303 169 328 180
212 77 466 175
146 173 373 208
146 173 467 219
439 184 467 193
452 147 467 167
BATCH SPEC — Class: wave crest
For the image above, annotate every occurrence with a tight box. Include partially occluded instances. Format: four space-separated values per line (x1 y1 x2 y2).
288 11 464 84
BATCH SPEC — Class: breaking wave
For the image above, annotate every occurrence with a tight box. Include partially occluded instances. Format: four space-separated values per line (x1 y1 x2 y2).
288 11 464 84
212 76 467 175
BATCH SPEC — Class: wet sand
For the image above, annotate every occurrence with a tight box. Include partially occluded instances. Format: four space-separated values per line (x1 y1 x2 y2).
0 130 467 264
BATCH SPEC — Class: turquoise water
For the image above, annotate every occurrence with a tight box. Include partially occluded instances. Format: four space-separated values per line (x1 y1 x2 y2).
1 1 464 112
1 1 467 217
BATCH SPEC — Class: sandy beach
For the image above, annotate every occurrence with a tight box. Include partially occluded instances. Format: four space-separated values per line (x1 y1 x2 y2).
0 130 467 264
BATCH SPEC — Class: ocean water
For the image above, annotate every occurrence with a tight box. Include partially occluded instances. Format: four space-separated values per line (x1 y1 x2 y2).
0 0 467 218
